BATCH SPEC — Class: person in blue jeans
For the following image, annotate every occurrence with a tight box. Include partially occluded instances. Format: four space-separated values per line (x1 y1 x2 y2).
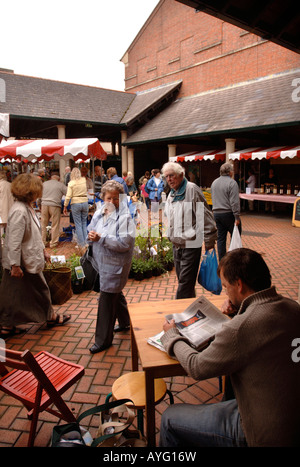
63 168 89 246
159 248 300 447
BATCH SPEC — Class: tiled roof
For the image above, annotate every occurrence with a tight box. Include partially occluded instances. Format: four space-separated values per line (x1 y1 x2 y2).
0 71 135 124
121 81 182 125
124 69 300 144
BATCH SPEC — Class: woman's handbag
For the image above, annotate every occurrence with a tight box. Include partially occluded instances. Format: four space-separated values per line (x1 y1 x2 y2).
80 245 100 292
51 398 146 447
198 248 222 295
229 225 242 251
43 266 73 305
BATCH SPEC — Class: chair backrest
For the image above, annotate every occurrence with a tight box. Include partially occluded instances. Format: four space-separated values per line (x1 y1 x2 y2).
0 347 29 375
0 347 82 423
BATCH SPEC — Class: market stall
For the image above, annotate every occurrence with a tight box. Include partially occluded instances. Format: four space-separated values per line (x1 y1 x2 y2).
170 149 226 189
229 145 300 219
0 137 107 163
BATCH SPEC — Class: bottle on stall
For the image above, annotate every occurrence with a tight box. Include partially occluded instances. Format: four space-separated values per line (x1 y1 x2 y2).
266 185 270 194
279 184 284 195
273 185 277 194
286 184 291 195
294 185 299 195
260 185 264 194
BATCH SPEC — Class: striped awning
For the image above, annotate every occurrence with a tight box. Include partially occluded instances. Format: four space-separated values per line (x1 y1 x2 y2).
170 149 226 163
0 138 107 163
229 145 300 161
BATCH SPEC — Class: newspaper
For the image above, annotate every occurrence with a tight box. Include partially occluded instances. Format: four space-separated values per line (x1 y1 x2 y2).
147 296 229 352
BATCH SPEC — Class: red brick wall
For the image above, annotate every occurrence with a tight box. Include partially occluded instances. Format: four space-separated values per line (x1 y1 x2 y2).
124 0 300 97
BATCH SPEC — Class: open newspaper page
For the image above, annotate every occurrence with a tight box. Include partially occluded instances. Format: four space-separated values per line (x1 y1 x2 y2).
148 296 229 352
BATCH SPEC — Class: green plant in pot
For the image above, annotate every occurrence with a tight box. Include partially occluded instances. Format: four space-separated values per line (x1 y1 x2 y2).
130 257 146 281
66 253 84 294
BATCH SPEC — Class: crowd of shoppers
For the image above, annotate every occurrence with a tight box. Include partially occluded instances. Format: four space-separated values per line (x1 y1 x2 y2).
1 160 299 447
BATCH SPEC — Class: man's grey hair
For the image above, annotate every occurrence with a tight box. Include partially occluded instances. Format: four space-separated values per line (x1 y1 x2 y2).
220 162 234 176
161 162 185 176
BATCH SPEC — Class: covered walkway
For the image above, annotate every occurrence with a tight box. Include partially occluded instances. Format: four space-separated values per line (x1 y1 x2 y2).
0 209 299 446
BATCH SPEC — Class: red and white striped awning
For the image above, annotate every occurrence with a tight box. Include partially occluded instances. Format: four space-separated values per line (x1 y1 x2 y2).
170 149 226 163
0 138 107 163
229 145 300 161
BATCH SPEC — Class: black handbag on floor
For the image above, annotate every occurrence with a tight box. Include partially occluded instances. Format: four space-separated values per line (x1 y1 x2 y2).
80 245 100 292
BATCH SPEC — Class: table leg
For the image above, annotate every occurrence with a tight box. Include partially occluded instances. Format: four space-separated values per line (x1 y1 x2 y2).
130 325 138 371
144 370 156 447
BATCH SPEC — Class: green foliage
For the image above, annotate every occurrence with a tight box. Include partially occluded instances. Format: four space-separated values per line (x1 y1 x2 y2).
130 234 173 280
66 254 81 281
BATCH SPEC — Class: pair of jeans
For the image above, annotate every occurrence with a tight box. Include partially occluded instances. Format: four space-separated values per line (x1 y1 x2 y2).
173 246 202 299
71 202 89 246
213 212 242 260
159 399 247 447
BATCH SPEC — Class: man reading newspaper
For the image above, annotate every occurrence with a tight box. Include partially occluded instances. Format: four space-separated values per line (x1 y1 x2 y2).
159 248 300 447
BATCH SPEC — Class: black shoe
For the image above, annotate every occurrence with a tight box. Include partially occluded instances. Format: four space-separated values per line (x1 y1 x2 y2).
114 325 130 333
89 343 110 354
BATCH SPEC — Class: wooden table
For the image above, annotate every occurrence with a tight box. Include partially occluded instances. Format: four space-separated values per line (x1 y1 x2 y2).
128 295 225 446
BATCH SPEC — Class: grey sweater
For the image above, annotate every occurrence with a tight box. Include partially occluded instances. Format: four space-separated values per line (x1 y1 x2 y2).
161 287 300 446
211 175 240 219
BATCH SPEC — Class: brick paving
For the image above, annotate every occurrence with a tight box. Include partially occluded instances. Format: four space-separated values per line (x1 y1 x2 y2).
0 207 299 447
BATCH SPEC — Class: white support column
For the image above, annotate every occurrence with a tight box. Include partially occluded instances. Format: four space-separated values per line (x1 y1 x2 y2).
127 148 135 177
225 138 236 162
121 130 128 174
168 144 177 160
57 125 66 181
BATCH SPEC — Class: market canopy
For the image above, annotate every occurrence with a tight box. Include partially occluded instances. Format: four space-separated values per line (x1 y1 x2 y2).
0 138 107 163
229 146 300 161
170 149 226 163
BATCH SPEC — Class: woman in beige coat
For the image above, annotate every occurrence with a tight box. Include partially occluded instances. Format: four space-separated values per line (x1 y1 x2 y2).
0 174 70 338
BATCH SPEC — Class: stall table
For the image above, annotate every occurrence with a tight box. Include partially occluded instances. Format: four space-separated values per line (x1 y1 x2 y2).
239 193 297 205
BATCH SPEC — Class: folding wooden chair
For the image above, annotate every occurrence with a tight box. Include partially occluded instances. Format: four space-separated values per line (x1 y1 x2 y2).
0 347 84 447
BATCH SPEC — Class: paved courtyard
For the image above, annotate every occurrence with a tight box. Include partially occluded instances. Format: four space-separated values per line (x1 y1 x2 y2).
0 207 299 447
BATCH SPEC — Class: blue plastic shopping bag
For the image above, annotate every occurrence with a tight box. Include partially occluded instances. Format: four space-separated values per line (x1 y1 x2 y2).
198 248 222 295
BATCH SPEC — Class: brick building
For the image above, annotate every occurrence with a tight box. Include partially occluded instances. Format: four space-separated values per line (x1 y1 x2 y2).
122 0 299 97
121 0 300 188
1 0 299 188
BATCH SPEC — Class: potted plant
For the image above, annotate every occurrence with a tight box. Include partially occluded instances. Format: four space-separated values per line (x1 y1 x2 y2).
66 253 84 294
130 257 146 281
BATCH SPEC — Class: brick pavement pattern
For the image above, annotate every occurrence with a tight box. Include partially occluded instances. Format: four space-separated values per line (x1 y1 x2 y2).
0 210 299 446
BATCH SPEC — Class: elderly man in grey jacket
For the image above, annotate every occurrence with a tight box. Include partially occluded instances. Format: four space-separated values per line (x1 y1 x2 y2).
162 162 217 299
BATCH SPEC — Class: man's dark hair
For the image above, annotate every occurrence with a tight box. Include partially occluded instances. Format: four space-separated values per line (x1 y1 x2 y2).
217 248 272 292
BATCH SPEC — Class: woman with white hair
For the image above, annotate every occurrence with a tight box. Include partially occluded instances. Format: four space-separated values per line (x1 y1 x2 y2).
87 180 135 353
63 167 89 246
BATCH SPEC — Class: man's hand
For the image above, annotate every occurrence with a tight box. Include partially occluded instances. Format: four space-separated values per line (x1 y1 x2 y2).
163 318 176 333
221 298 237 316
